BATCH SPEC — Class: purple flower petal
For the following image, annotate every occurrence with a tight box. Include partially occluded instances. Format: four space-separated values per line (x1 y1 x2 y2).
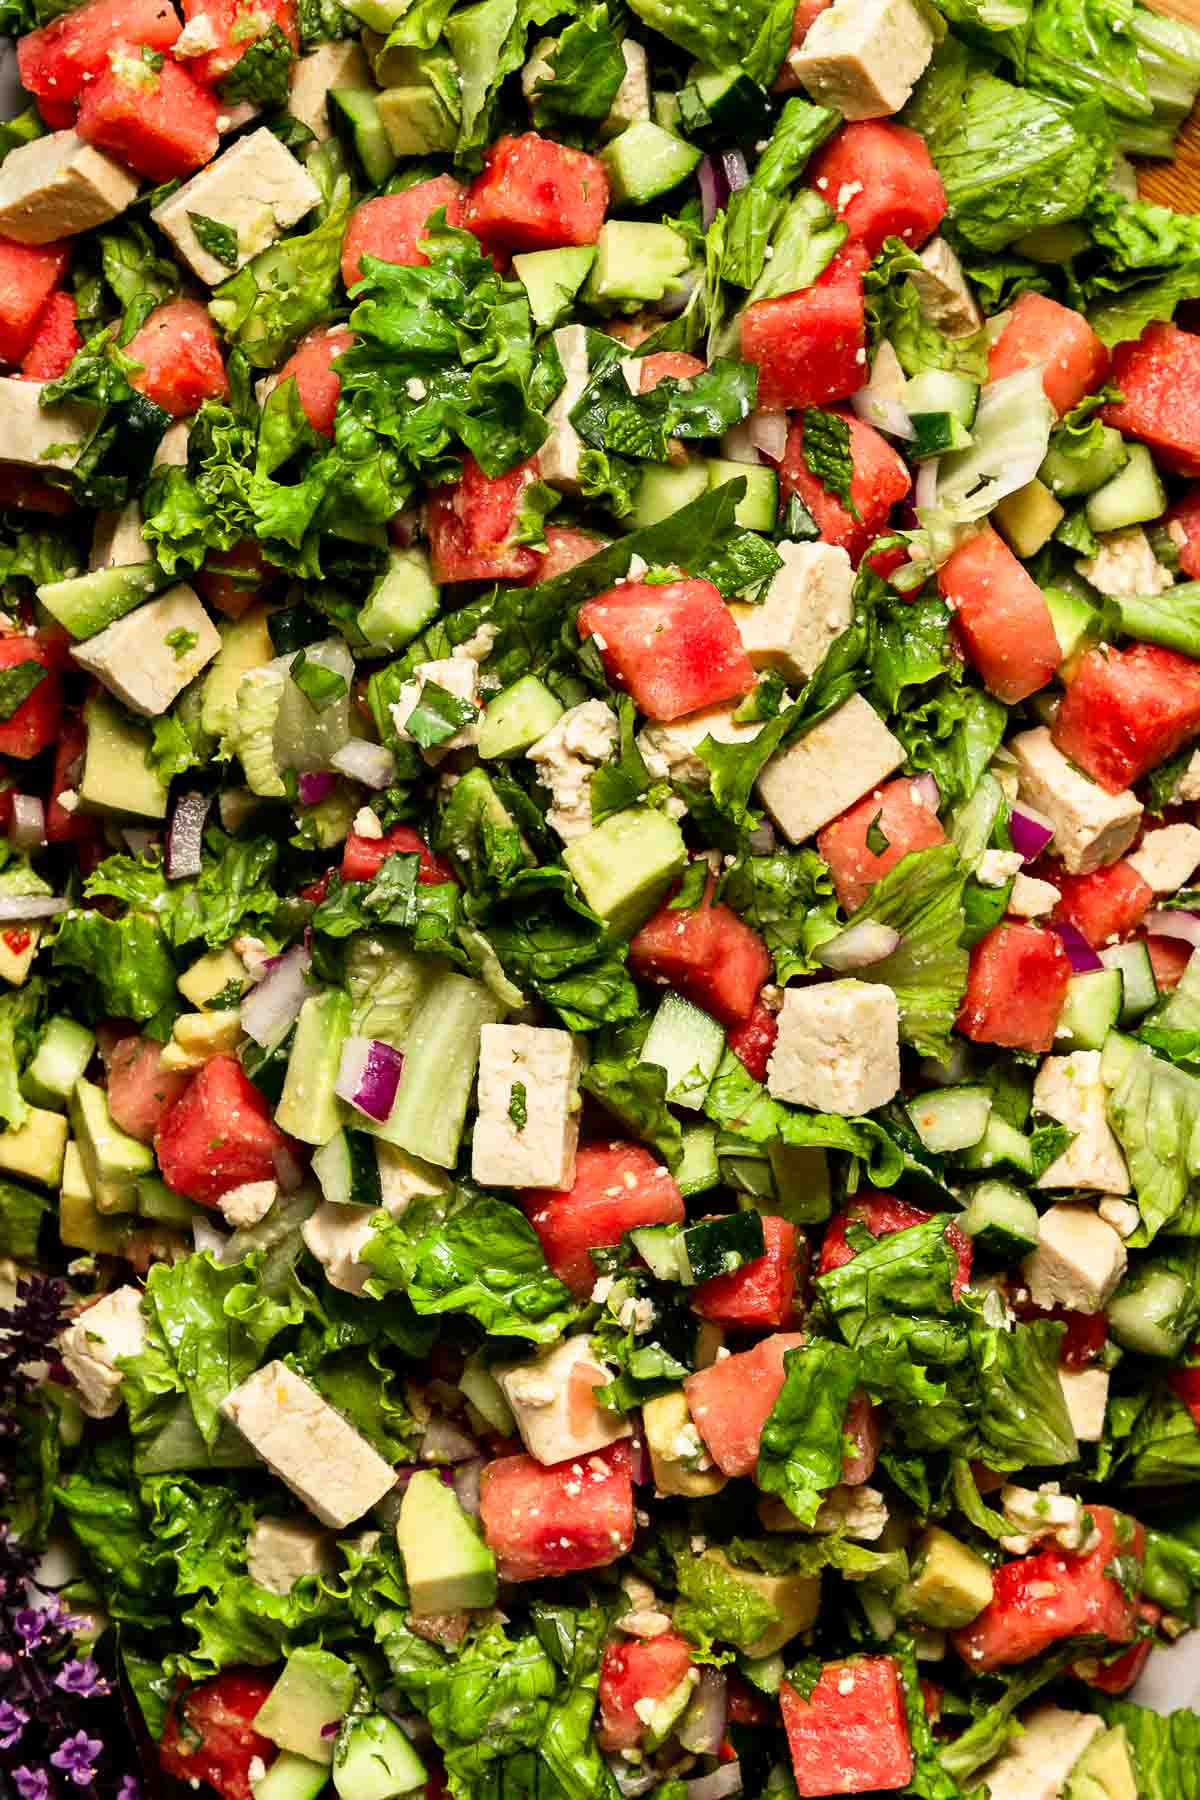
13 1768 49 1800
55 1658 107 1697
0 1700 28 1748
50 1727 103 1783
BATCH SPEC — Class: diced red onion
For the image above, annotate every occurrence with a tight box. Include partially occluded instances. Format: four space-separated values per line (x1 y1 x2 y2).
331 738 395 790
420 1414 478 1464
678 1668 728 1755
10 794 44 850
388 506 420 548
452 1456 484 1516
0 894 68 921
721 149 750 192
1052 921 1103 973
816 921 902 972
298 771 336 807
122 827 158 857
698 154 729 230
1010 805 1055 863
273 1145 305 1192
334 1034 404 1122
321 1721 338 1740
850 385 914 441
915 457 940 510
165 789 210 880
1144 909 1200 950
627 1433 651 1486
686 1766 742 1800
720 420 760 465
911 772 940 813
748 410 789 462
610 1761 658 1798
239 942 311 1046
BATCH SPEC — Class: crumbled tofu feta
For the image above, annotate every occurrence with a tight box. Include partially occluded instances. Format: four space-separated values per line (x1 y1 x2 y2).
301 1201 379 1297
977 1705 1103 1800
1059 1366 1110 1443
539 324 591 491
638 701 762 788
617 1606 673 1637
909 237 984 339
496 1335 632 1465
730 541 854 681
376 1142 448 1215
757 694 906 844
1010 727 1142 874
1022 1203 1127 1314
1173 748 1200 803
221 1360 397 1526
1129 823 1200 895
527 699 619 839
1077 526 1175 598
999 1483 1099 1555
89 500 145 571
390 657 481 765
788 0 935 119
72 583 221 717
1008 872 1061 918
1098 1197 1140 1238
59 1287 146 1419
218 1179 278 1229
472 1023 586 1189
0 131 139 244
0 377 95 470
605 39 650 134
1033 1051 1130 1195
454 622 499 663
246 1516 336 1595
810 1482 889 1540
152 129 322 285
287 41 372 139
977 849 1024 888
173 13 219 53
768 979 900 1116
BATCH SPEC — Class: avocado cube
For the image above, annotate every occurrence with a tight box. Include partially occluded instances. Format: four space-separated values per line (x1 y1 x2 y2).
178 946 247 1009
991 478 1065 560
397 1468 497 1615
201 604 275 740
583 221 690 307
512 247 597 330
564 807 686 937
703 1549 821 1657
37 561 165 641
69 1077 154 1205
79 691 168 820
376 85 457 154
1065 1725 1137 1800
333 1715 427 1800
901 1526 994 1629
478 674 564 760
255 1647 359 1765
643 1389 727 1498
160 1009 243 1072
59 1144 133 1254
0 1104 67 1188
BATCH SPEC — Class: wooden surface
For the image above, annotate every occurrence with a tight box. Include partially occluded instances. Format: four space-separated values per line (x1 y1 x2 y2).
1138 0 1200 209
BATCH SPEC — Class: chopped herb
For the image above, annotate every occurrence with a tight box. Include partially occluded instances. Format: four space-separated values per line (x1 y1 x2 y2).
865 810 890 856
403 681 476 750
508 1081 528 1130
800 407 861 520
0 659 46 722
164 627 198 658
187 212 239 271
291 649 349 713
217 22 296 107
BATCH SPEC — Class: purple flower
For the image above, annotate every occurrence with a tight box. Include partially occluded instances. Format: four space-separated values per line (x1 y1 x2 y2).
116 1779 141 1800
0 1700 29 1747
50 1729 102 1786
14 1607 47 1646
13 1768 50 1800
55 1659 107 1698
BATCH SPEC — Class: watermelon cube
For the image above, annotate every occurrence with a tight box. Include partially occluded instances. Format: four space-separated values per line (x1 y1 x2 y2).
19 289 80 381
340 824 455 886
692 1214 800 1329
0 236 69 366
424 453 542 584
341 178 467 289
781 1658 913 1796
958 922 1071 1054
1106 322 1200 475
577 579 755 721
1165 487 1200 578
937 525 1062 704
809 120 946 253
818 1192 972 1298
1054 642 1200 793
740 243 869 412
274 327 355 436
464 133 609 253
178 0 298 85
0 633 62 758
817 775 947 912
598 1634 695 1750
479 1442 633 1581
106 1034 190 1143
841 1390 881 1485
159 1669 277 1800
988 293 1109 417
18 0 181 110
684 1331 806 1477
0 466 73 513
194 540 274 621
629 875 771 1026
523 1141 685 1298
125 299 229 418
46 711 92 842
726 999 779 1082
155 1054 293 1208
77 52 220 182
777 408 911 565
1051 859 1153 950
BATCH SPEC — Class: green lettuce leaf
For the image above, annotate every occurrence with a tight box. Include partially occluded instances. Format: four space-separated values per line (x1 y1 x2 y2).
1093 1698 1200 1799
1024 0 1152 124
1103 1039 1200 1243
888 678 1008 811
721 97 841 290
51 909 177 1029
756 1338 861 1524
864 238 990 380
530 5 626 124
718 849 840 985
673 1549 780 1652
850 844 970 1061
703 1048 913 1186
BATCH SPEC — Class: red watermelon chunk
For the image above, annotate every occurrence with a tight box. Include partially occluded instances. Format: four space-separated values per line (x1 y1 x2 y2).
479 1442 633 1582
777 408 911 565
1051 859 1153 950
629 874 770 1026
741 243 869 412
1165 487 1200 577
1077 1603 1159 1695
46 711 91 842
1106 322 1200 474
577 579 754 721
18 0 180 110
341 179 467 289
937 525 1062 704
195 541 274 621
1053 642 1200 793
76 52 220 182
810 121 946 253
126 298 229 417
155 1054 293 1208
1144 933 1192 991
107 1035 191 1143
988 292 1109 417
0 633 62 759
638 351 706 391
817 775 946 912
340 824 455 886
464 133 609 253
525 524 608 583
726 999 778 1083
684 1331 806 1477
523 1142 685 1298
0 236 69 366
781 1657 913 1796
841 1390 881 1485
0 466 73 513
598 1633 695 1750
958 922 1071 1054
274 327 355 436
818 1192 972 1298
425 453 542 584
19 289 80 380
692 1214 799 1330
177 0 298 85
160 1670 277 1800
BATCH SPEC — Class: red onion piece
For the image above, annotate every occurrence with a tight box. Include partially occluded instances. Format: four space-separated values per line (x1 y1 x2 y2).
610 1763 658 1798
334 1034 404 1122
686 1766 742 1800
627 1433 651 1485
452 1456 484 1516
420 1415 478 1464
678 1668 728 1755
721 148 750 192
1010 804 1055 863
298 771 336 807
192 1214 230 1259
273 1145 305 1192
1144 909 1200 950
239 942 311 1046
389 506 420 548
10 794 44 850
698 154 729 230
816 920 902 972
331 738 395 790
850 385 914 441
915 457 940 511
1052 921 1104 973
122 827 159 858
911 772 940 813
748 410 789 462
720 420 760 465
165 789 210 880
0 894 68 922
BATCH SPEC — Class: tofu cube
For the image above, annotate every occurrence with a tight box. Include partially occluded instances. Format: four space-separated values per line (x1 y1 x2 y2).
390 656 480 764
638 701 762 788
1021 1203 1127 1314
0 131 139 244
730 541 854 682
1128 823 1200 895
767 979 900 1116
1010 728 1142 875
246 1515 336 1595
301 1201 379 1297
538 323 590 491
472 1023 585 1190
756 693 905 844
221 1360 397 1526
152 129 322 286
496 1334 632 1465
1033 1051 1130 1195
287 41 373 139
0 377 96 470
72 583 221 717
1076 526 1174 598
977 849 1023 888
788 0 936 118
605 39 650 135
1058 1366 1109 1443
976 1706 1103 1800
59 1287 146 1419
908 237 983 340
527 698 618 839
377 1142 449 1214
90 501 146 571
154 421 191 467
1008 872 1060 918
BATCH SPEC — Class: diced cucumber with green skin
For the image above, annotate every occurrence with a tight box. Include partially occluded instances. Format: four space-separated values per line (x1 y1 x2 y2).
312 1127 383 1208
906 369 980 428
957 1180 1041 1256
653 91 683 133
1085 441 1167 532
722 1145 776 1203
676 1123 721 1194
253 1750 330 1800
601 119 702 202
513 246 597 330
1107 1266 1191 1357
678 65 772 141
630 1222 686 1282
478 674 564 759
959 1113 1036 1179
706 459 778 531
1040 425 1129 498
275 990 351 1148
21 1016 95 1111
910 412 973 458
909 1085 993 1154
1055 967 1124 1051
583 221 690 308
136 1175 200 1227
767 1142 831 1223
633 457 710 529
328 88 398 184
1099 940 1159 1023
680 1210 765 1283
357 549 439 654
1099 1029 1140 1089
333 1716 426 1800
991 478 1064 558
1042 585 1102 666
37 562 167 640
367 972 505 1166
639 992 726 1110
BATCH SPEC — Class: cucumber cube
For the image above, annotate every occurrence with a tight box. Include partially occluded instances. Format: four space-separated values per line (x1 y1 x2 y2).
512 246 596 330
639 992 725 1110
478 674 563 759
600 119 701 203
909 1085 993 1154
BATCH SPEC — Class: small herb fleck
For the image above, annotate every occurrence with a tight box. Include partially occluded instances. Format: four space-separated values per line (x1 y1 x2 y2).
0 660 46 722
164 627 198 659
865 810 890 856
188 212 239 271
508 1081 528 1130
403 681 475 749
292 649 349 713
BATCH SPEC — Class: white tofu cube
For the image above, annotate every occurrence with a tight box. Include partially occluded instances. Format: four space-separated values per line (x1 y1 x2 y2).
59 1286 146 1419
1173 748 1200 803
0 377 95 470
1022 1203 1127 1314
1059 1367 1110 1443
1098 1196 1140 1238
976 1706 1103 1800
0 131 139 244
788 0 935 119
90 501 145 571
221 1360 397 1526
152 129 322 286
539 323 590 491
908 237 983 339
730 541 854 681
756 693 905 844
638 701 762 788
496 1334 632 1465
1033 1051 1130 1195
1128 823 1200 895
287 41 372 139
605 40 650 135
246 1516 336 1595
389 657 480 764
301 1201 379 1297
472 1023 585 1190
527 698 618 839
1010 728 1142 875
377 1142 448 1214
219 1179 278 1228
1008 872 1060 918
767 980 900 1116
1076 526 1174 598
72 583 221 717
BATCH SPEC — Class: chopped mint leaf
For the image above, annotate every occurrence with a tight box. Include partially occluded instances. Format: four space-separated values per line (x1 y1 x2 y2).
292 648 350 713
164 626 198 658
403 680 476 749
865 809 890 856
218 22 296 107
508 1081 528 1130
800 407 860 520
0 659 46 722
187 212 239 271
